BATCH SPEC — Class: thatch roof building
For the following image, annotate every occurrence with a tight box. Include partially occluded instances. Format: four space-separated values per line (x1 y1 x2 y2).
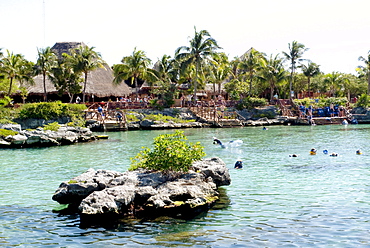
27 42 131 102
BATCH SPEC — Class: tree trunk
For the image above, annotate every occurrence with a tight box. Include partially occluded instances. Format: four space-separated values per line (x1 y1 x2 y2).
135 77 139 101
68 93 73 103
289 65 294 100
193 61 199 104
43 72 47 102
82 72 88 103
249 70 253 96
270 80 274 102
7 77 13 95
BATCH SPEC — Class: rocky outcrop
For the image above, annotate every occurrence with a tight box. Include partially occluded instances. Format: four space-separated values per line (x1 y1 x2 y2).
351 107 370 124
52 157 230 223
0 125 95 147
13 117 71 130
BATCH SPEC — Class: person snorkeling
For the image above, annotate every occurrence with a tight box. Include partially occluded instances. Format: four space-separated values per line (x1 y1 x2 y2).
234 160 243 169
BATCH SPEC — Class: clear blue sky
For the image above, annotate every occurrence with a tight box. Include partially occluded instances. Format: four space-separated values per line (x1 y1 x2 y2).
1 0 369 74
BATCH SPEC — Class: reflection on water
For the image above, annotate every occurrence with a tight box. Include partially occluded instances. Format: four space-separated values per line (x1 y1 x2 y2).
1 125 370 247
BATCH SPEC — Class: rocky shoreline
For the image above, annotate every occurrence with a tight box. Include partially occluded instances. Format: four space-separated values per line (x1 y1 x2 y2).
0 123 95 148
52 157 230 225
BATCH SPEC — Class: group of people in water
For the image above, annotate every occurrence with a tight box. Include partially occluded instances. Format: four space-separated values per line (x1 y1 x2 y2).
289 148 362 158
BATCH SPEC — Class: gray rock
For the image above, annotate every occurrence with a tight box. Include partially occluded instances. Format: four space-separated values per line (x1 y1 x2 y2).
52 157 230 220
4 134 27 145
0 138 11 146
0 124 22 132
0 125 95 147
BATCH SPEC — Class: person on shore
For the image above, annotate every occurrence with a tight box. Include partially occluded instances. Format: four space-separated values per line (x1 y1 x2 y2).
330 103 334 117
234 160 243 169
299 104 305 118
116 112 123 123
307 105 313 118
97 105 103 120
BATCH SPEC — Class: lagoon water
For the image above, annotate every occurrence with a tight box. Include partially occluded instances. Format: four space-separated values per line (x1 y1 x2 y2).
1 125 370 247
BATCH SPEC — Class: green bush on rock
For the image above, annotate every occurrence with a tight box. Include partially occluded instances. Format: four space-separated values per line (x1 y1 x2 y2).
43 122 61 131
18 101 86 120
130 131 205 172
0 129 18 138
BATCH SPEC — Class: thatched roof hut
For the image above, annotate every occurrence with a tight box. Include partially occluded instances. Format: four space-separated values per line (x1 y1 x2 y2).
27 42 131 101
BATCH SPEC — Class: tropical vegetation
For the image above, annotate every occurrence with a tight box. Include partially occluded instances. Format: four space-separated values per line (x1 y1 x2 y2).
0 29 369 110
129 131 205 172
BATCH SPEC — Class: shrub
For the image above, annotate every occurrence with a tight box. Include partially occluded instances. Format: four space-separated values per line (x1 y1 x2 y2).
129 131 206 172
236 97 268 110
144 114 195 123
0 128 18 138
43 122 61 131
126 113 140 122
18 102 86 120
0 96 12 107
294 97 348 108
356 94 370 108
0 97 17 123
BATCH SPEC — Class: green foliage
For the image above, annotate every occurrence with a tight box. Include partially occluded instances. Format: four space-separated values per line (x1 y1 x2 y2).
130 131 205 172
0 128 18 138
236 97 268 110
253 111 276 119
145 114 194 123
125 113 140 122
18 102 86 120
294 97 348 108
0 96 12 107
148 99 164 110
0 118 16 124
0 97 17 123
42 122 60 131
356 94 370 108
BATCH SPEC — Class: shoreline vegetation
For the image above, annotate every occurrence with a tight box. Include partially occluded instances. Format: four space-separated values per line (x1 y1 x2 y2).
1 97 370 148
0 29 369 112
0 29 369 138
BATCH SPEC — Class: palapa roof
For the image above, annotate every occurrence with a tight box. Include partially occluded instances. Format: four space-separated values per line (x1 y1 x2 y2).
27 42 131 97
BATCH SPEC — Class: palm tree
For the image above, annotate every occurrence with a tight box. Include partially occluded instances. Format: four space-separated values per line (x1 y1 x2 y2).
67 45 104 103
300 61 320 97
259 54 288 101
112 47 151 101
238 48 266 96
35 47 58 101
0 50 28 95
18 60 35 103
148 55 179 107
209 52 231 96
175 27 220 103
49 59 82 103
323 72 344 97
358 50 370 94
151 54 178 84
282 41 308 99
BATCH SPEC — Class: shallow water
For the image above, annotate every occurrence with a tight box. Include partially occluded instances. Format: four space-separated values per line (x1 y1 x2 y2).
1 125 370 247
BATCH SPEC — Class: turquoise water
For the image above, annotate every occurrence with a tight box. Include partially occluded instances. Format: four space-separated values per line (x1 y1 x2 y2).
1 125 370 247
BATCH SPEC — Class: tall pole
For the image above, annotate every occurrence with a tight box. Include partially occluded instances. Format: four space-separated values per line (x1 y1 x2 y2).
43 0 46 46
